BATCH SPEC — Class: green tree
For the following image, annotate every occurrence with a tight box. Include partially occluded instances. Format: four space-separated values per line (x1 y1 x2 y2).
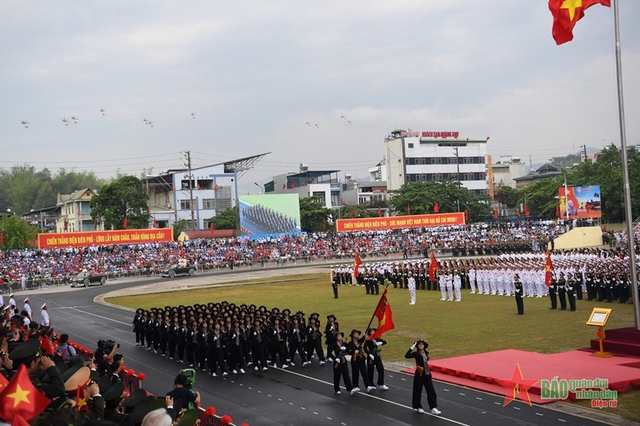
90 175 150 230
0 215 37 249
388 180 492 222
210 208 238 230
496 186 520 209
300 196 332 233
337 204 376 219
172 219 189 240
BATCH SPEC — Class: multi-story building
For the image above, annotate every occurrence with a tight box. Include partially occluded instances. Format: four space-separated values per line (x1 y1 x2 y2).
264 164 342 208
145 154 267 230
56 188 98 233
384 129 489 195
490 156 529 192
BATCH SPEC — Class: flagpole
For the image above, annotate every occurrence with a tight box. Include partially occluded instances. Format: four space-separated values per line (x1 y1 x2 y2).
612 0 640 331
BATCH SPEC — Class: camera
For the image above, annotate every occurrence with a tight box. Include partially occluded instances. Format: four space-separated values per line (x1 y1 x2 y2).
98 339 120 353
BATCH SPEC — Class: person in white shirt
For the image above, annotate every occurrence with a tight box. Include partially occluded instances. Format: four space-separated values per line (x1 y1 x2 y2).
24 297 32 318
41 302 50 326
407 272 416 305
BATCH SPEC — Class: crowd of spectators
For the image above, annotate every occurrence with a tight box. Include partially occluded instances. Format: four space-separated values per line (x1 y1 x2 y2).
0 220 577 290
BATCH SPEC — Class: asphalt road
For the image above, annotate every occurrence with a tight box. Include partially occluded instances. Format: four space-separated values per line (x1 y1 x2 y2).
24 270 619 426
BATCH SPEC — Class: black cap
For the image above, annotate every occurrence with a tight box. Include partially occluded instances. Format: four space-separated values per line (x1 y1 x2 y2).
130 398 152 424
9 338 41 365
176 409 198 426
123 388 148 408
103 380 125 403
349 329 361 338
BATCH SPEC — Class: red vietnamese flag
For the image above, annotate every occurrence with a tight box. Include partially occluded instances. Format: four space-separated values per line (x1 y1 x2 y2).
39 336 55 356
369 289 394 340
123 216 128 229
407 204 411 215
0 371 7 391
494 208 499 219
75 385 88 413
549 0 610 45
322 216 327 230
524 205 530 217
210 221 215 235
429 252 439 281
0 364 51 422
353 252 362 278
545 250 554 287
378 206 382 217
464 209 469 222
434 202 439 213
350 208 354 218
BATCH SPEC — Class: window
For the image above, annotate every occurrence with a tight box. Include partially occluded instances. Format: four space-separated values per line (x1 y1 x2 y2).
181 179 195 189
202 199 216 210
180 200 191 210
408 143 414 148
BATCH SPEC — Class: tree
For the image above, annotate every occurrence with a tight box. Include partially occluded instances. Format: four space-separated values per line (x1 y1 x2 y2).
210 208 238 230
496 186 520 209
300 197 332 233
337 204 377 219
90 176 150 230
0 215 37 249
388 180 493 222
172 219 189 241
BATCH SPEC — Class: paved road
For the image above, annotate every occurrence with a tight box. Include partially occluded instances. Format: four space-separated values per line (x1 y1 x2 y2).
24 269 620 426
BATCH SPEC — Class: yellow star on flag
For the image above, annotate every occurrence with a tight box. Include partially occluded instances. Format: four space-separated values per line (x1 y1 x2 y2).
561 0 583 21
7 384 31 408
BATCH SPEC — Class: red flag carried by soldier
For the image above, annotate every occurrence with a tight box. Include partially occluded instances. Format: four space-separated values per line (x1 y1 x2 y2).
368 289 394 340
429 252 439 281
353 252 362 278
545 250 554 287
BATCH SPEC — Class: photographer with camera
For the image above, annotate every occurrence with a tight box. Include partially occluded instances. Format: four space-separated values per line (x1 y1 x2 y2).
166 373 200 410
95 339 119 376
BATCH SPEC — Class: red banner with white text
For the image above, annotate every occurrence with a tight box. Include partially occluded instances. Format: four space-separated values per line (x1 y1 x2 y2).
336 213 465 232
38 228 173 248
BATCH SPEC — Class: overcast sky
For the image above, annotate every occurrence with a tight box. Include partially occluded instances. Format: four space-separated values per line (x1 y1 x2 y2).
1 1 638 194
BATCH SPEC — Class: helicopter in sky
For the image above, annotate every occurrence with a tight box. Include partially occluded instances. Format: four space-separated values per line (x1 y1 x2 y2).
62 118 70 126
21 121 30 128
100 108 106 116
191 113 196 119
71 116 79 124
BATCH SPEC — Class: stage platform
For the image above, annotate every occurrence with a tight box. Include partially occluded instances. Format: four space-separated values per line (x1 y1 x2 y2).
401 348 640 404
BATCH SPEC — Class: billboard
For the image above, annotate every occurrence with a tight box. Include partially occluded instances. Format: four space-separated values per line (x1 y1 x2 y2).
558 185 601 219
336 213 465 232
38 228 173 248
239 194 301 235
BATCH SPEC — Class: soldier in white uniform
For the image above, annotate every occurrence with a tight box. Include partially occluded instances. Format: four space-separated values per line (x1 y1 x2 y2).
24 297 32 318
453 271 462 302
41 302 50 326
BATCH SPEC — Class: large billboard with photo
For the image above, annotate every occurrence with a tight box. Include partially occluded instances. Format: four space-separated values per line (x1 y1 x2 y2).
558 185 601 219
239 194 301 235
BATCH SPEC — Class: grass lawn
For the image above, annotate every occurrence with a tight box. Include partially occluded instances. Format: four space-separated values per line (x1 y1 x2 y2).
107 273 640 422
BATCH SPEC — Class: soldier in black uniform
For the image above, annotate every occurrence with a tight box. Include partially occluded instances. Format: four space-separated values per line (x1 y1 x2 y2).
585 270 595 301
133 308 145 346
227 319 246 374
305 316 325 366
596 272 605 302
347 330 375 393
328 332 354 395
167 316 179 360
331 267 339 299
567 273 577 311
548 274 558 310
288 316 306 366
325 314 339 361
269 316 289 369
208 321 228 376
557 272 567 310
364 328 389 390
514 273 524 315
405 339 440 415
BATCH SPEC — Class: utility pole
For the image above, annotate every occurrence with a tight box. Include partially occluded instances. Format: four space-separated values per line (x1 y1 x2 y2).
184 151 196 231
582 144 588 162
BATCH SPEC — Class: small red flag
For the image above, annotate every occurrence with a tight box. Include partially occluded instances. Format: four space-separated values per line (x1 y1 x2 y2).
63 219 68 231
282 183 286 189
378 206 382 217
369 289 394 340
152 216 156 228
555 204 560 217
0 364 51 422
407 204 411 215
123 216 128 229
210 221 215 236
524 205 530 217
350 208 354 218
39 336 55 356
322 216 327 230
494 208 499 219
75 385 88 413
353 252 362 278
464 209 469 222
549 0 610 45
545 250 554 287
429 252 439 281
434 202 439 213
93 218 97 230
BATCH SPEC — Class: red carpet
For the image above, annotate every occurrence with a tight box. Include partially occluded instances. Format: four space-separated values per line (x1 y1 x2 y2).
588 327 640 357
401 349 640 404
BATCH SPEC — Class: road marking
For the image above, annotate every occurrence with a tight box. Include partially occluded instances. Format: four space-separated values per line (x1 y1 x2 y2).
67 307 131 326
280 369 470 426
459 393 465 396
558 419 566 423
536 413 544 416
476 397 483 401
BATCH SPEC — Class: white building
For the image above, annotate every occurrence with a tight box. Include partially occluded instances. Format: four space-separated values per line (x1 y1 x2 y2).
145 154 267 230
384 130 489 195
490 156 529 191
264 164 342 208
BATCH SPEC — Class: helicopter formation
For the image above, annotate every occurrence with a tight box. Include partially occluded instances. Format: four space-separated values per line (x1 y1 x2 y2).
20 110 198 129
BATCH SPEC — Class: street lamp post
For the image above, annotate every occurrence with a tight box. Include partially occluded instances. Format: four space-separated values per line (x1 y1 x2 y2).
254 182 263 194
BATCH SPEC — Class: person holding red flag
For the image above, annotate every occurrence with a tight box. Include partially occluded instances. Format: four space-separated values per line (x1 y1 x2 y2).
364 328 389 391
